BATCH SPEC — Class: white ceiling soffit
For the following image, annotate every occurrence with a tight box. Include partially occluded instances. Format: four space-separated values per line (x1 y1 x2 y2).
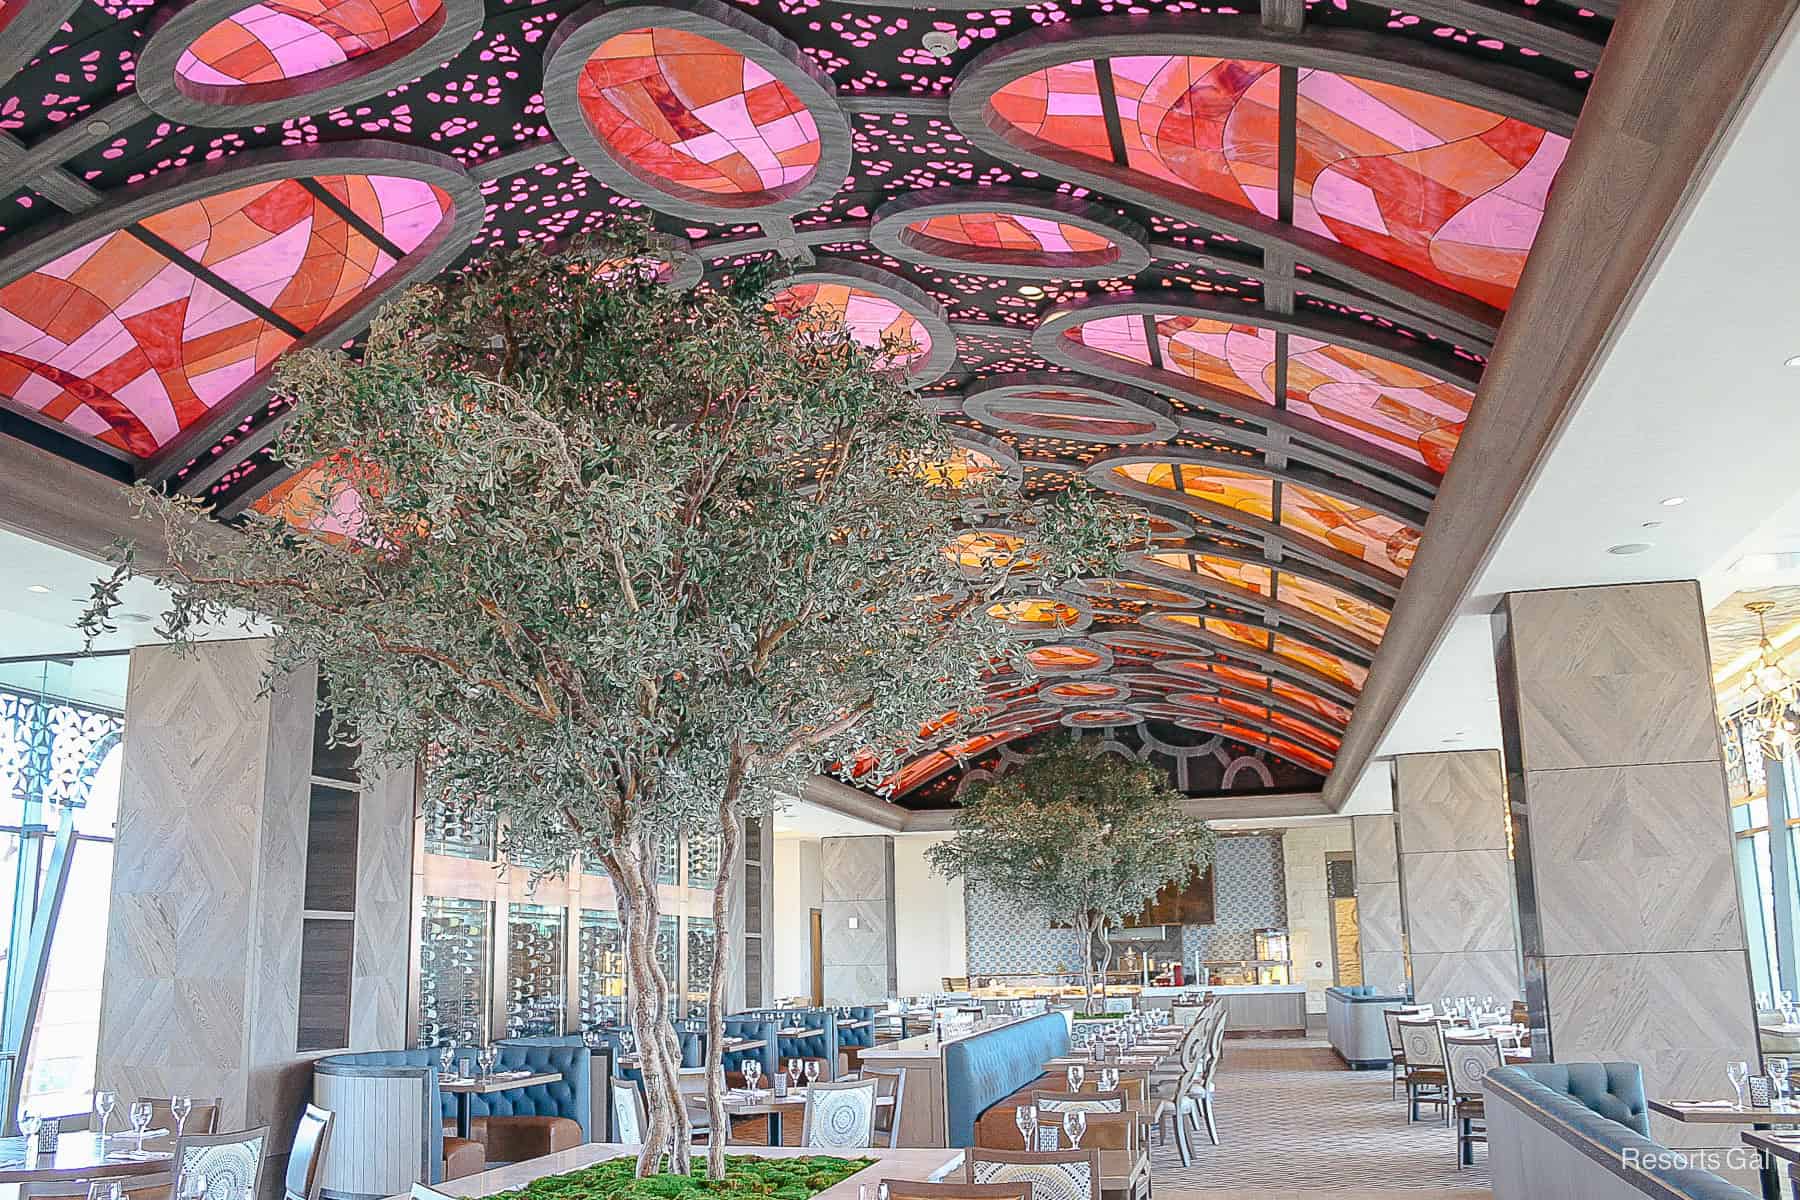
1367 17 1800 770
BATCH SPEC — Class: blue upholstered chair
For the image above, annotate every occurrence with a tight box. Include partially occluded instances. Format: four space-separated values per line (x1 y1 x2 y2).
733 1008 841 1080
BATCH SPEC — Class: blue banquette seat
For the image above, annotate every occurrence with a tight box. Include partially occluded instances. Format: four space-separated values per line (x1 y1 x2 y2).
942 1011 1070 1148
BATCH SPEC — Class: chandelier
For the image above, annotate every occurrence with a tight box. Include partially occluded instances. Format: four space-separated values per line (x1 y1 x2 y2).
1737 601 1799 760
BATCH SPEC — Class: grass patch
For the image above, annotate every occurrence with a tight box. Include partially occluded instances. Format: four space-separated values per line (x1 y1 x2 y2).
485 1155 878 1200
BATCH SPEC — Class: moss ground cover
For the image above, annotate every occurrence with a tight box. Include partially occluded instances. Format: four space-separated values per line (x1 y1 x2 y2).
485 1155 878 1200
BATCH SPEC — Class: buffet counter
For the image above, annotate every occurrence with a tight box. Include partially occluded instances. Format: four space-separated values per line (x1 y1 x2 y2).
1138 984 1308 1034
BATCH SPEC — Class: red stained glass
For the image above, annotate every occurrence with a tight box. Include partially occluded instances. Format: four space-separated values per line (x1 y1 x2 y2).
993 56 1567 308
252 451 383 543
0 175 450 457
1178 718 1334 774
1026 644 1104 673
906 212 1116 259
1067 313 1472 469
176 0 443 89
577 27 821 201
769 282 932 372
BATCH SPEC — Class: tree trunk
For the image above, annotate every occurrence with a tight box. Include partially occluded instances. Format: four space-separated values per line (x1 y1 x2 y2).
1076 912 1097 1017
1096 923 1114 1004
704 751 747 1178
613 833 692 1175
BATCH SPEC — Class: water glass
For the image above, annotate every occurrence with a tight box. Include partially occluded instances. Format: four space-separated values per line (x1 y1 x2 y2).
171 1095 193 1137
439 1044 458 1078
1066 1065 1085 1092
744 1060 762 1091
1729 1060 1751 1108
804 1060 821 1085
88 1183 122 1200
1065 1109 1087 1149
787 1059 803 1088
1101 1068 1119 1093
478 1046 498 1080
130 1100 153 1149
1014 1105 1036 1149
1772 1058 1792 1109
94 1091 118 1140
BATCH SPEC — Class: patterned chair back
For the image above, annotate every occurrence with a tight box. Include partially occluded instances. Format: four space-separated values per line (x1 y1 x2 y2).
1398 1018 1444 1068
176 1125 268 1200
1442 1036 1506 1103
283 1104 334 1200
1381 1009 1407 1054
1033 1090 1124 1114
967 1148 1101 1200
1035 1110 1135 1154
860 1067 907 1149
880 1181 1030 1200
800 1078 879 1150
611 1079 645 1144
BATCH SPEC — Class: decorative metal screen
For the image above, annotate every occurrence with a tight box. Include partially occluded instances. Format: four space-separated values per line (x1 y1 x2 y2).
0 686 122 815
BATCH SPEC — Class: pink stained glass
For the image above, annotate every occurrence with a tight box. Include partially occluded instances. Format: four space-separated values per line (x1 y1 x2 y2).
252 451 383 544
1065 312 1472 469
991 56 1567 308
577 27 822 201
905 212 1118 260
0 175 450 458
176 0 444 90
770 282 932 372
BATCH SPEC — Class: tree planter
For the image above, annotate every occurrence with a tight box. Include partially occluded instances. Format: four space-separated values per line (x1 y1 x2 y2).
486 1154 878 1200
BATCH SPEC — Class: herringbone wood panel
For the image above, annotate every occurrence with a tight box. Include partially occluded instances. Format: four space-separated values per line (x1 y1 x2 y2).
1353 817 1398 886
1396 752 1507 854
1402 851 1516 956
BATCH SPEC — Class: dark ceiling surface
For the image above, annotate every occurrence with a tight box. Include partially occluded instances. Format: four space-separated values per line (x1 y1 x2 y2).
0 0 1608 805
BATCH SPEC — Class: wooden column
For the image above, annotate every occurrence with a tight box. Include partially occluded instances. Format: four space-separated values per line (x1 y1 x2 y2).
1495 581 1758 1149
1352 815 1406 993
97 640 414 1189
1393 750 1520 1004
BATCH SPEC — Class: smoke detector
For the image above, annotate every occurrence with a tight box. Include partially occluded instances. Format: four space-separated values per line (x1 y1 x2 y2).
922 30 957 57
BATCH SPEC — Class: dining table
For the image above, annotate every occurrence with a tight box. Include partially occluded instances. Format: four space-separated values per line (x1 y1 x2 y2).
440 1071 567 1139
1650 1098 1800 1200
0 1130 176 1185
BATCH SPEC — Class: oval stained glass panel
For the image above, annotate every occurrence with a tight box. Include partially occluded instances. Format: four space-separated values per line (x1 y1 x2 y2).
175 0 444 94
769 282 932 373
0 174 451 457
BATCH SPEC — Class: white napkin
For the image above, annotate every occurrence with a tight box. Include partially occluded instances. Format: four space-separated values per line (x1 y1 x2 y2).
1674 1100 1737 1108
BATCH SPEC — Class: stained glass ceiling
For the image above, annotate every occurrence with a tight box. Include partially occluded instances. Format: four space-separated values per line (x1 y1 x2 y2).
0 0 1610 806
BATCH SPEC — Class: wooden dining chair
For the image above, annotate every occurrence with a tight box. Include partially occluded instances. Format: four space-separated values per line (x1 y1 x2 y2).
139 1097 223 1138
283 1105 334 1200
610 1080 646 1144
879 1181 1029 1200
800 1077 879 1150
966 1147 1102 1200
1441 1036 1506 1170
1034 1112 1146 1200
858 1066 906 1149
174 1125 269 1200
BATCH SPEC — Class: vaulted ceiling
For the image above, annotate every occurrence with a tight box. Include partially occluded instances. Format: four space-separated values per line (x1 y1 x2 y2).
0 0 1612 804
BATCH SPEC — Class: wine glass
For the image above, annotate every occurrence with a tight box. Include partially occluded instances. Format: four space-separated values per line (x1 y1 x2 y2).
1065 1109 1087 1149
439 1044 458 1079
177 1171 207 1200
787 1059 803 1089
744 1060 762 1092
1729 1060 1751 1108
130 1100 152 1150
804 1061 821 1086
171 1095 193 1138
1066 1064 1085 1092
1101 1067 1119 1093
88 1183 122 1200
1772 1057 1792 1110
1014 1105 1035 1149
94 1090 118 1142
478 1045 498 1080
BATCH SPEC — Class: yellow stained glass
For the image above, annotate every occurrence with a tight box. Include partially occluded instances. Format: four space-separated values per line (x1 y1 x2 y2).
1148 551 1272 596
1277 572 1390 643
1281 485 1418 577
1111 461 1273 519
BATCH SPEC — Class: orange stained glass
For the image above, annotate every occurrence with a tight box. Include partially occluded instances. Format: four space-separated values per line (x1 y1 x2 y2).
988 398 1161 440
1269 710 1342 753
1281 485 1420 578
1046 680 1127 701
1146 550 1272 597
1173 692 1269 723
1063 313 1274 404
1067 708 1137 724
992 56 1567 308
1277 572 1390 644
0 174 449 457
987 598 1082 630
907 212 1117 258
770 282 932 372
885 728 1023 794
1169 659 1271 692
945 529 1036 571
1273 679 1351 727
252 452 385 543
1181 718 1335 774
916 445 1004 489
1079 578 1195 607
176 0 442 89
1286 339 1473 472
1027 643 1105 673
1111 461 1272 519
577 27 821 200
1274 632 1367 691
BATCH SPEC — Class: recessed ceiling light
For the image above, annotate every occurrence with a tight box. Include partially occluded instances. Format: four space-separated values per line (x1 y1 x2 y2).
26 584 49 594
1660 496 1687 507
1018 285 1045 299
1608 542 1653 556
1641 521 1663 529
1786 354 1800 368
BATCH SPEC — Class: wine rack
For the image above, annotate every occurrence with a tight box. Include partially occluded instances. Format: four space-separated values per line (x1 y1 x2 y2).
424 799 495 861
578 909 626 1028
684 915 716 1018
506 903 566 1037
420 896 491 1045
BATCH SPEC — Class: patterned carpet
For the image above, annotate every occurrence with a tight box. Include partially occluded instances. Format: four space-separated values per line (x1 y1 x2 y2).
1146 1037 1493 1193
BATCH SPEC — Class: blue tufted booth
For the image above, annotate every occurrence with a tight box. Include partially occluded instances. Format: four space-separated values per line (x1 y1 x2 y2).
942 1011 1070 1148
312 1049 446 1197
733 1008 841 1079
436 1041 592 1141
1484 1063 1754 1200
836 1006 878 1050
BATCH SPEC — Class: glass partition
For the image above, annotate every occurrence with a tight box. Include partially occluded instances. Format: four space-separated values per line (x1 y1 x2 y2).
506 903 566 1037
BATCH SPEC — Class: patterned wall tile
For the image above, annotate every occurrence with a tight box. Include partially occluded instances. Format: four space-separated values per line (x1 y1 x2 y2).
966 835 1287 975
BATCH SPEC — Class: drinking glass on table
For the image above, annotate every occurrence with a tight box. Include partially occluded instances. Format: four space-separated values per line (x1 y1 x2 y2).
787 1059 803 1089
1101 1068 1119 1093
744 1059 762 1092
1729 1060 1751 1108
1773 1057 1792 1110
805 1060 821 1086
171 1094 193 1137
130 1099 153 1150
88 1182 122 1200
478 1045 498 1080
1065 1109 1087 1150
1067 1064 1085 1092
94 1090 118 1141
439 1043 458 1079
1014 1105 1037 1149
